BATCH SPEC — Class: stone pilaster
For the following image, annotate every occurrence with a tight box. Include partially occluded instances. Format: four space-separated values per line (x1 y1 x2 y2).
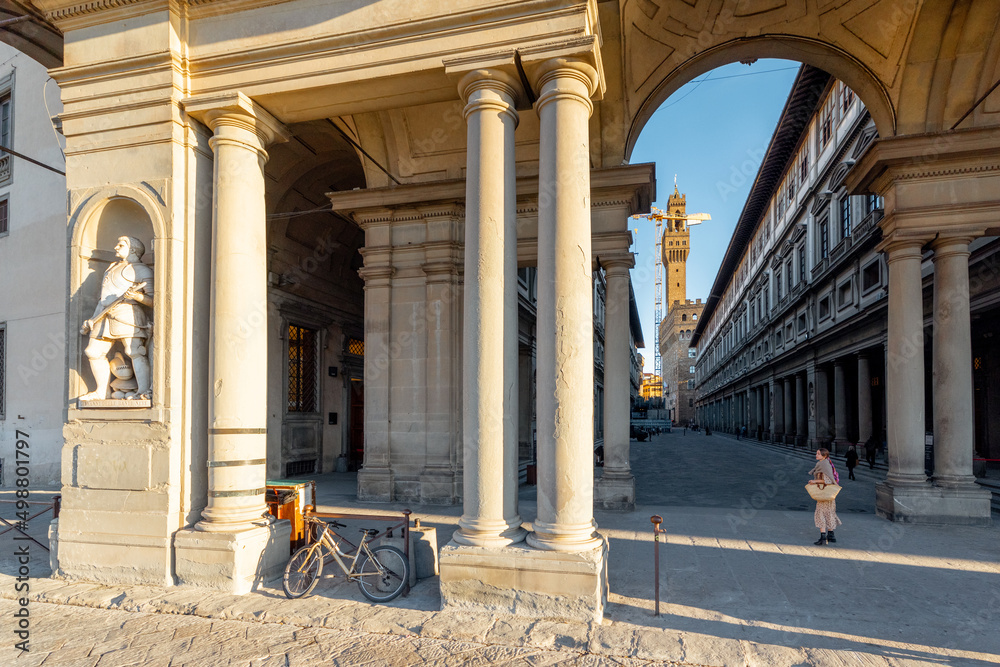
175 92 291 593
356 236 395 502
421 225 462 504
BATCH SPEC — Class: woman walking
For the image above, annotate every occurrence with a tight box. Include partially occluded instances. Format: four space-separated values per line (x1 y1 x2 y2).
845 445 859 481
808 448 842 545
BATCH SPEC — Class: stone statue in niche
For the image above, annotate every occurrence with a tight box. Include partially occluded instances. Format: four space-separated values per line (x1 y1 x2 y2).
79 236 154 402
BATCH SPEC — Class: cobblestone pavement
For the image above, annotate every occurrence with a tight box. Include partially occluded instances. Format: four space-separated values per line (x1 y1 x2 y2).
0 600 659 666
2 432 998 666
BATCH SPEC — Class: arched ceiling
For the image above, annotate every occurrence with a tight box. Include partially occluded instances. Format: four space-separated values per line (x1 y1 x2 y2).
265 118 368 292
0 1 60 67
616 0 1000 160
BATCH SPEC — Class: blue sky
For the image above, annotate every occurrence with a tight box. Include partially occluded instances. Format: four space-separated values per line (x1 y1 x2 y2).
628 59 800 372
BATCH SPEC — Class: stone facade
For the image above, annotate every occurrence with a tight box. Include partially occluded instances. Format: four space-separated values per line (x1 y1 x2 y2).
694 69 995 525
0 43 65 489
659 299 703 426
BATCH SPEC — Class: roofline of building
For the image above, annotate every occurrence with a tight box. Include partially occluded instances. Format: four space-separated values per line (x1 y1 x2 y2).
691 64 831 348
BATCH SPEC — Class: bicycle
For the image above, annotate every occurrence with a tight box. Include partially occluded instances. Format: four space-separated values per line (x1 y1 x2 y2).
282 516 409 602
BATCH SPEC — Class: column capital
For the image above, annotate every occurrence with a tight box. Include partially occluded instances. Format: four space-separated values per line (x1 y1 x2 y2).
444 51 526 106
519 35 604 101
600 254 634 274
184 91 290 148
877 232 928 261
931 234 978 259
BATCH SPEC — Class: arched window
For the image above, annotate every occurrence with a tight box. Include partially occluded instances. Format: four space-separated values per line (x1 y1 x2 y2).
682 314 687 321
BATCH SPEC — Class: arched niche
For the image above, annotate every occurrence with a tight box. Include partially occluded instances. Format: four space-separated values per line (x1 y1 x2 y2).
67 185 166 412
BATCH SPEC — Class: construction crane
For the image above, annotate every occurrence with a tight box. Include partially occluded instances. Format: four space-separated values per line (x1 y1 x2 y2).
631 197 711 397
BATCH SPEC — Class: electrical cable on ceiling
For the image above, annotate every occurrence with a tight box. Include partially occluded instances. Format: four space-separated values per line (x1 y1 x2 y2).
660 66 800 110
327 118 401 185
43 77 66 162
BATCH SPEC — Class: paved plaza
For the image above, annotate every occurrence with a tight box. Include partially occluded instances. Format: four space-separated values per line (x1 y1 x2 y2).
2 432 998 666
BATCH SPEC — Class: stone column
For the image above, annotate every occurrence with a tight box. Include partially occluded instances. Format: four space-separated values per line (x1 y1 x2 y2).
857 353 872 444
765 382 772 439
795 374 807 446
527 58 603 552
883 239 929 487
754 387 762 433
176 92 291 593
927 235 991 521
813 366 830 447
453 69 525 547
774 378 785 437
595 257 635 510
930 236 977 487
833 360 849 451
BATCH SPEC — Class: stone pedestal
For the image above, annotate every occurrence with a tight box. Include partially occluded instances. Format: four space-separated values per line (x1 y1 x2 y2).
594 472 636 511
439 539 608 623
174 523 292 594
876 482 992 525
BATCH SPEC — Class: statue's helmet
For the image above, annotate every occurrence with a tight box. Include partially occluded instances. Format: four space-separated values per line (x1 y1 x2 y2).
120 235 145 260
109 352 134 380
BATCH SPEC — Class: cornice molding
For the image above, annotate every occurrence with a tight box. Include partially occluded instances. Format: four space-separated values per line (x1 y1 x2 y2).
846 125 1000 195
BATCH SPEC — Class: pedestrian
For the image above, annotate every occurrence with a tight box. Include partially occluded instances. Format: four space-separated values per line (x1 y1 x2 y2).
736 425 741 440
845 445 858 480
594 445 604 467
807 448 842 545
864 434 877 469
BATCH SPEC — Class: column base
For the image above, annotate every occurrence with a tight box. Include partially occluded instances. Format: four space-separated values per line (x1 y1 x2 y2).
594 473 635 511
174 521 292 594
357 466 394 502
452 519 527 548
439 539 608 623
831 438 851 455
876 481 992 525
419 468 458 505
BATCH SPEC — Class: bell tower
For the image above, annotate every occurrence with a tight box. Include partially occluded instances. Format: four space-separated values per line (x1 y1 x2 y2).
662 183 690 308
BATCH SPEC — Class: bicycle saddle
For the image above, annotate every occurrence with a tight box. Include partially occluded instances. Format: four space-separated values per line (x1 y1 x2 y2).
359 528 379 537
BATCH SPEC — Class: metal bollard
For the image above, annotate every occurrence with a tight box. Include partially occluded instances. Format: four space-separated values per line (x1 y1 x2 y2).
651 514 663 617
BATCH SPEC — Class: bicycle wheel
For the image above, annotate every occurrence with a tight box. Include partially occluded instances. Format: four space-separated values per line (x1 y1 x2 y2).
356 545 408 603
283 544 323 599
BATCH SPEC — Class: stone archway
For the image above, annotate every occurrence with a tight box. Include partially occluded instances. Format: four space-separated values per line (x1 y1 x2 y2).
623 35 896 157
